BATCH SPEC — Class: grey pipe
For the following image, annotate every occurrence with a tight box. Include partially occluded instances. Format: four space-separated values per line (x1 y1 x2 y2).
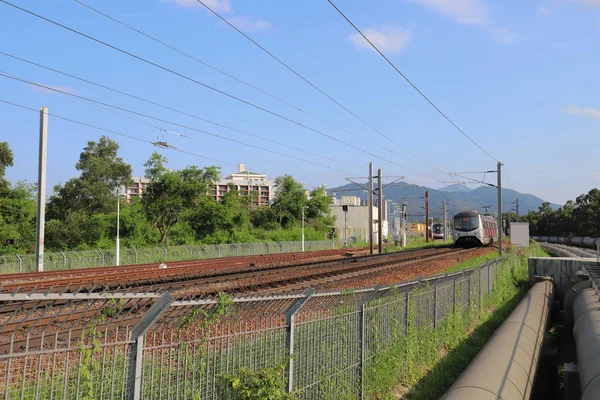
572 288 600 400
441 281 554 400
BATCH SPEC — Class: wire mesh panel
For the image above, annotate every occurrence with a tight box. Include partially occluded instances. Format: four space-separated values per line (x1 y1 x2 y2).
0 255 20 274
363 288 409 366
293 294 361 399
0 241 338 273
0 291 157 400
0 254 519 399
435 277 458 325
141 298 292 400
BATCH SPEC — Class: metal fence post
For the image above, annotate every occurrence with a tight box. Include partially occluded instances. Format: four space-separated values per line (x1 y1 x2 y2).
285 287 314 394
161 246 167 258
478 268 482 313
15 254 22 273
133 249 139 264
453 276 457 313
487 263 491 296
405 288 411 360
215 244 220 257
251 242 255 255
234 243 239 256
127 292 174 400
433 282 438 328
467 272 471 308
98 249 105 266
60 251 67 269
278 241 283 253
359 285 380 400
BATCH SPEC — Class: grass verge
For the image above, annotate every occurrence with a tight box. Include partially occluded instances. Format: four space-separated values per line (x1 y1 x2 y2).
366 244 547 399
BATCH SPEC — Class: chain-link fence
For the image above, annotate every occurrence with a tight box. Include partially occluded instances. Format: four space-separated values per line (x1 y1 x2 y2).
0 251 532 399
0 240 337 274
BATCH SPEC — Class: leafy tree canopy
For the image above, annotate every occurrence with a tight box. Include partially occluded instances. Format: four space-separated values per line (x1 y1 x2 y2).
48 136 132 219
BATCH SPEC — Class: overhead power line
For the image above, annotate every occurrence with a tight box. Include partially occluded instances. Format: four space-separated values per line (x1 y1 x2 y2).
503 165 513 189
194 0 455 177
0 51 356 171
0 71 357 176
74 0 430 169
0 0 442 182
69 93 307 174
326 0 498 162
0 98 243 168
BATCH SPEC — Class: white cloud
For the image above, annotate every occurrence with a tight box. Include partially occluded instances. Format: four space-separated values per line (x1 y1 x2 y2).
164 0 231 13
538 0 600 15
409 0 490 25
564 105 600 120
32 84 79 95
489 28 523 45
225 16 271 32
586 172 600 179
350 27 412 54
537 6 555 14
580 0 600 6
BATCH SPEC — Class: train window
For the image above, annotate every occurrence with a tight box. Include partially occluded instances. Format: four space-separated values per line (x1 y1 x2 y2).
454 216 479 231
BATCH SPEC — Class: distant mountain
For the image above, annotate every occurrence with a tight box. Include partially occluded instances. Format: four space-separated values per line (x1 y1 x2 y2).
438 184 472 193
327 181 560 219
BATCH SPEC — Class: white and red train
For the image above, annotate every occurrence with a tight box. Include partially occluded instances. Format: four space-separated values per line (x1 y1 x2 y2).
453 210 498 247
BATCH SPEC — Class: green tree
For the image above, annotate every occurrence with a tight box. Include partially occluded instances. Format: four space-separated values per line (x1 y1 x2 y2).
0 181 36 254
306 185 335 232
48 136 132 219
271 175 306 227
142 152 219 243
0 141 14 189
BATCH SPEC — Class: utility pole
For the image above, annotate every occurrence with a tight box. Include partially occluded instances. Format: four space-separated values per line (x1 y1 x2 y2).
402 203 407 247
515 198 519 221
497 161 503 256
425 190 429 243
377 168 383 254
301 206 307 252
342 205 348 248
368 163 374 255
442 200 447 241
116 187 121 267
35 106 48 272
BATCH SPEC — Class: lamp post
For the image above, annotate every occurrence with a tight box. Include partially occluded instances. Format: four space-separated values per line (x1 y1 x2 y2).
116 187 121 266
301 206 308 252
342 205 349 248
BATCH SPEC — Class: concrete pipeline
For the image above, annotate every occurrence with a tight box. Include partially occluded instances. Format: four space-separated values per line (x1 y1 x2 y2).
572 287 600 400
441 281 554 400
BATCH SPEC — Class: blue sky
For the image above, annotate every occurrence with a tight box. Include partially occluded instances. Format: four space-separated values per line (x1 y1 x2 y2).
0 0 599 204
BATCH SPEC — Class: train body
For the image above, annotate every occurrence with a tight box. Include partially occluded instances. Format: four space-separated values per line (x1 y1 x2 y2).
453 210 498 247
432 223 444 239
408 222 426 236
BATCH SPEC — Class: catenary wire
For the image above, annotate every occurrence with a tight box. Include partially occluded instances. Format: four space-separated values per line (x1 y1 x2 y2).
74 0 433 169
0 71 358 176
503 165 513 189
0 51 357 170
326 0 498 162
0 0 444 182
0 98 244 168
68 93 310 174
195 0 458 177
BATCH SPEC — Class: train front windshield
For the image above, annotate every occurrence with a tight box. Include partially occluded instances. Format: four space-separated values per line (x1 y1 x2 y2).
454 216 479 232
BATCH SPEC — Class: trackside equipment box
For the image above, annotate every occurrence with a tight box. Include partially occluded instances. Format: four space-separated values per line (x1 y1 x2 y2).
510 222 529 247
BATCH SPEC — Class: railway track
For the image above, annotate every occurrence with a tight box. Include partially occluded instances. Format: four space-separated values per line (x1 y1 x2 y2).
0 247 368 292
0 246 473 354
